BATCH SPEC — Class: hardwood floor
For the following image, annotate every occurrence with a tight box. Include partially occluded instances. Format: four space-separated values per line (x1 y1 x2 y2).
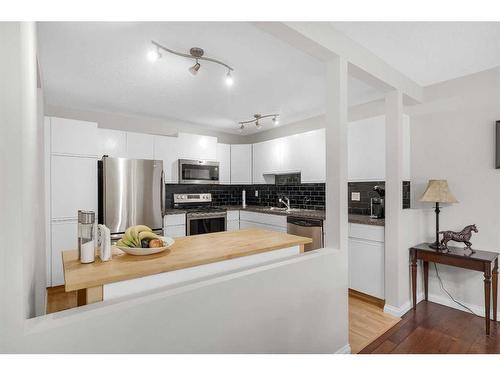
361 301 500 354
349 295 401 353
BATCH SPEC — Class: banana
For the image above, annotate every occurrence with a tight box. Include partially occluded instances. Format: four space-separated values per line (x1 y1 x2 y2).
138 231 159 242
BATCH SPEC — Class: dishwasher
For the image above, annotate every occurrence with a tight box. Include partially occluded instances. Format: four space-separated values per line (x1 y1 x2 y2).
287 216 324 252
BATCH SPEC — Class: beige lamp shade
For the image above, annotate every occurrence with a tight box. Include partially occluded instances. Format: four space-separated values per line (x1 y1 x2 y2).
419 179 458 203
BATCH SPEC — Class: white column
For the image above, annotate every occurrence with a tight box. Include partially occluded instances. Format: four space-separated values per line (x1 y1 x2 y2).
384 90 405 310
325 56 348 251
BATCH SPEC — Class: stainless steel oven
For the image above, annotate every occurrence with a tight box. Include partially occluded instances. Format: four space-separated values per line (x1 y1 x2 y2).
173 193 226 236
187 211 226 235
178 159 219 184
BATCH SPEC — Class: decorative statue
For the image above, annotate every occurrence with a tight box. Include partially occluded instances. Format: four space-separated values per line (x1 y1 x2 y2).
439 224 478 251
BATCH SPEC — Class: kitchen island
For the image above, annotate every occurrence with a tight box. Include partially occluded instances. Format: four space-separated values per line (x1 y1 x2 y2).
62 228 312 306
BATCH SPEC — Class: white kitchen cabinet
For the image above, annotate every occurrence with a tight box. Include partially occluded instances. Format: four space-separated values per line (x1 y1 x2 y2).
50 117 98 156
98 128 127 158
177 133 217 161
348 115 410 181
126 132 155 160
231 144 252 184
226 210 239 231
164 214 186 238
51 155 97 219
154 135 179 183
253 129 326 184
217 143 231 184
51 220 78 286
239 211 287 232
348 223 385 299
252 139 280 184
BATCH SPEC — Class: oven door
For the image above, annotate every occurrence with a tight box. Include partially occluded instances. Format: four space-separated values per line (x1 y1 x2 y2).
187 214 227 236
179 159 219 184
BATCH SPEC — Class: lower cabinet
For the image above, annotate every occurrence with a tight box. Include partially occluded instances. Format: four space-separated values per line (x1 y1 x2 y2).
51 220 78 286
239 211 287 233
348 223 385 299
164 214 186 238
226 210 240 231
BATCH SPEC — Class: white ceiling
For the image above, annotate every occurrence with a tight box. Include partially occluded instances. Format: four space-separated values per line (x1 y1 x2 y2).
332 22 500 86
37 22 381 135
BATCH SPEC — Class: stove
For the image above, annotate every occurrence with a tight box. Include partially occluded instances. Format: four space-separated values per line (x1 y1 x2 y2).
173 193 227 235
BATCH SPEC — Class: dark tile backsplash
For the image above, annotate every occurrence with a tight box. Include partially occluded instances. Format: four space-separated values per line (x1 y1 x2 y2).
166 182 325 211
347 181 411 215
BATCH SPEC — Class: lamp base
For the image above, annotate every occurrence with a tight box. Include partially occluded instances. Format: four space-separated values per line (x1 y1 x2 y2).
429 242 447 251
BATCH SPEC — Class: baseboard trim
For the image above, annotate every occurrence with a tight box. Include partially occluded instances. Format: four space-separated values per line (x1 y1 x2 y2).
335 344 352 354
427 293 500 321
383 293 424 317
349 288 385 308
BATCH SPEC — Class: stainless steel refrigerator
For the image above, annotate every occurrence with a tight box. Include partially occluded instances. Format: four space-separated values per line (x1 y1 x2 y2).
98 156 165 239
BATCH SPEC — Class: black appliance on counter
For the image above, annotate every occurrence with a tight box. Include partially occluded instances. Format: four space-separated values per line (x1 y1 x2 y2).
173 193 226 235
370 185 385 219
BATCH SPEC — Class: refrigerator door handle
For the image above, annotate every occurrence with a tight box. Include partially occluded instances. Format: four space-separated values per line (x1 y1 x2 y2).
161 169 166 217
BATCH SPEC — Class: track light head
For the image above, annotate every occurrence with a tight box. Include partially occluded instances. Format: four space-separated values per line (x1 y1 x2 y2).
255 120 262 130
189 60 201 76
272 116 279 126
239 124 245 133
147 47 161 62
225 70 234 86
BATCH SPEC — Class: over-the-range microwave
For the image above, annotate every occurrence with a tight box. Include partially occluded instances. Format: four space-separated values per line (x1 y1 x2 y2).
178 159 220 184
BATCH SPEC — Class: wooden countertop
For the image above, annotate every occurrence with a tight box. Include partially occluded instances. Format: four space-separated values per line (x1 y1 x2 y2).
62 229 312 292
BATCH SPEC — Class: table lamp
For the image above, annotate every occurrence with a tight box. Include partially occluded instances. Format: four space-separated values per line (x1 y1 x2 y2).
420 180 458 250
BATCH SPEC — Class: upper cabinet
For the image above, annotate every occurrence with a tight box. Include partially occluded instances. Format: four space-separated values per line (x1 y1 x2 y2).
231 144 252 184
253 129 326 184
217 143 231 184
97 128 127 158
50 117 98 156
126 132 155 160
348 115 410 181
177 133 217 161
153 135 178 183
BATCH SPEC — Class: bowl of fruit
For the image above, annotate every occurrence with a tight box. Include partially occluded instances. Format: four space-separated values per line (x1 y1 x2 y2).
115 225 175 256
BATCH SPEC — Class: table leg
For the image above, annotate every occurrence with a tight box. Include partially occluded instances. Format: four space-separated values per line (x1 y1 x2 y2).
411 249 417 310
493 259 498 322
423 261 429 301
484 267 492 335
77 285 103 306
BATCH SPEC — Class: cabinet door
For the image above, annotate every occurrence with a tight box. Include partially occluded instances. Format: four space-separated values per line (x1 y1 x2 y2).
51 220 78 286
252 141 279 184
98 128 127 158
226 221 240 231
348 116 385 181
154 135 179 183
177 133 217 161
217 143 231 184
231 144 252 184
51 155 97 219
50 117 98 156
126 132 155 160
348 237 385 299
164 225 186 238
301 129 326 183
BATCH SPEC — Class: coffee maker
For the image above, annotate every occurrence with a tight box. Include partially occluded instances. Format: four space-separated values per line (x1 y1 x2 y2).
370 185 385 219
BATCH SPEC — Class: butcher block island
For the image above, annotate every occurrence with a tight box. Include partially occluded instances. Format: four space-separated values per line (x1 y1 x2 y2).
63 229 312 306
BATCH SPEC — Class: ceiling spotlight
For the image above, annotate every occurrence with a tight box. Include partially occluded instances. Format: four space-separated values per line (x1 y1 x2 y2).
237 113 279 131
239 124 245 133
147 47 161 62
189 60 201 76
150 41 234 86
225 70 234 86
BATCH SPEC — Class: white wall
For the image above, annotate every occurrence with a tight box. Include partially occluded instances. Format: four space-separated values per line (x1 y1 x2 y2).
0 22 46 331
408 66 500 316
2 250 348 354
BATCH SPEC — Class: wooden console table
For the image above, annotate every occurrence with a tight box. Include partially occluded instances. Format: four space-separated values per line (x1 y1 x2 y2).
410 243 498 335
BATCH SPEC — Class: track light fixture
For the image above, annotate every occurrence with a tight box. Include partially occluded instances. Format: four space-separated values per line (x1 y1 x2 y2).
238 114 280 131
148 41 234 86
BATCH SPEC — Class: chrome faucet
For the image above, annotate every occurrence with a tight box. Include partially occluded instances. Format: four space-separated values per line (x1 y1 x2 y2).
279 196 291 212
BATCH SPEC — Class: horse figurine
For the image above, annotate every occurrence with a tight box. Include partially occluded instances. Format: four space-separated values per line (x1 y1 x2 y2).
439 224 478 251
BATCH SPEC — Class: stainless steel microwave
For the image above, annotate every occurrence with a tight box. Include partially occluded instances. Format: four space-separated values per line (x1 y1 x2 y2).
178 159 220 184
